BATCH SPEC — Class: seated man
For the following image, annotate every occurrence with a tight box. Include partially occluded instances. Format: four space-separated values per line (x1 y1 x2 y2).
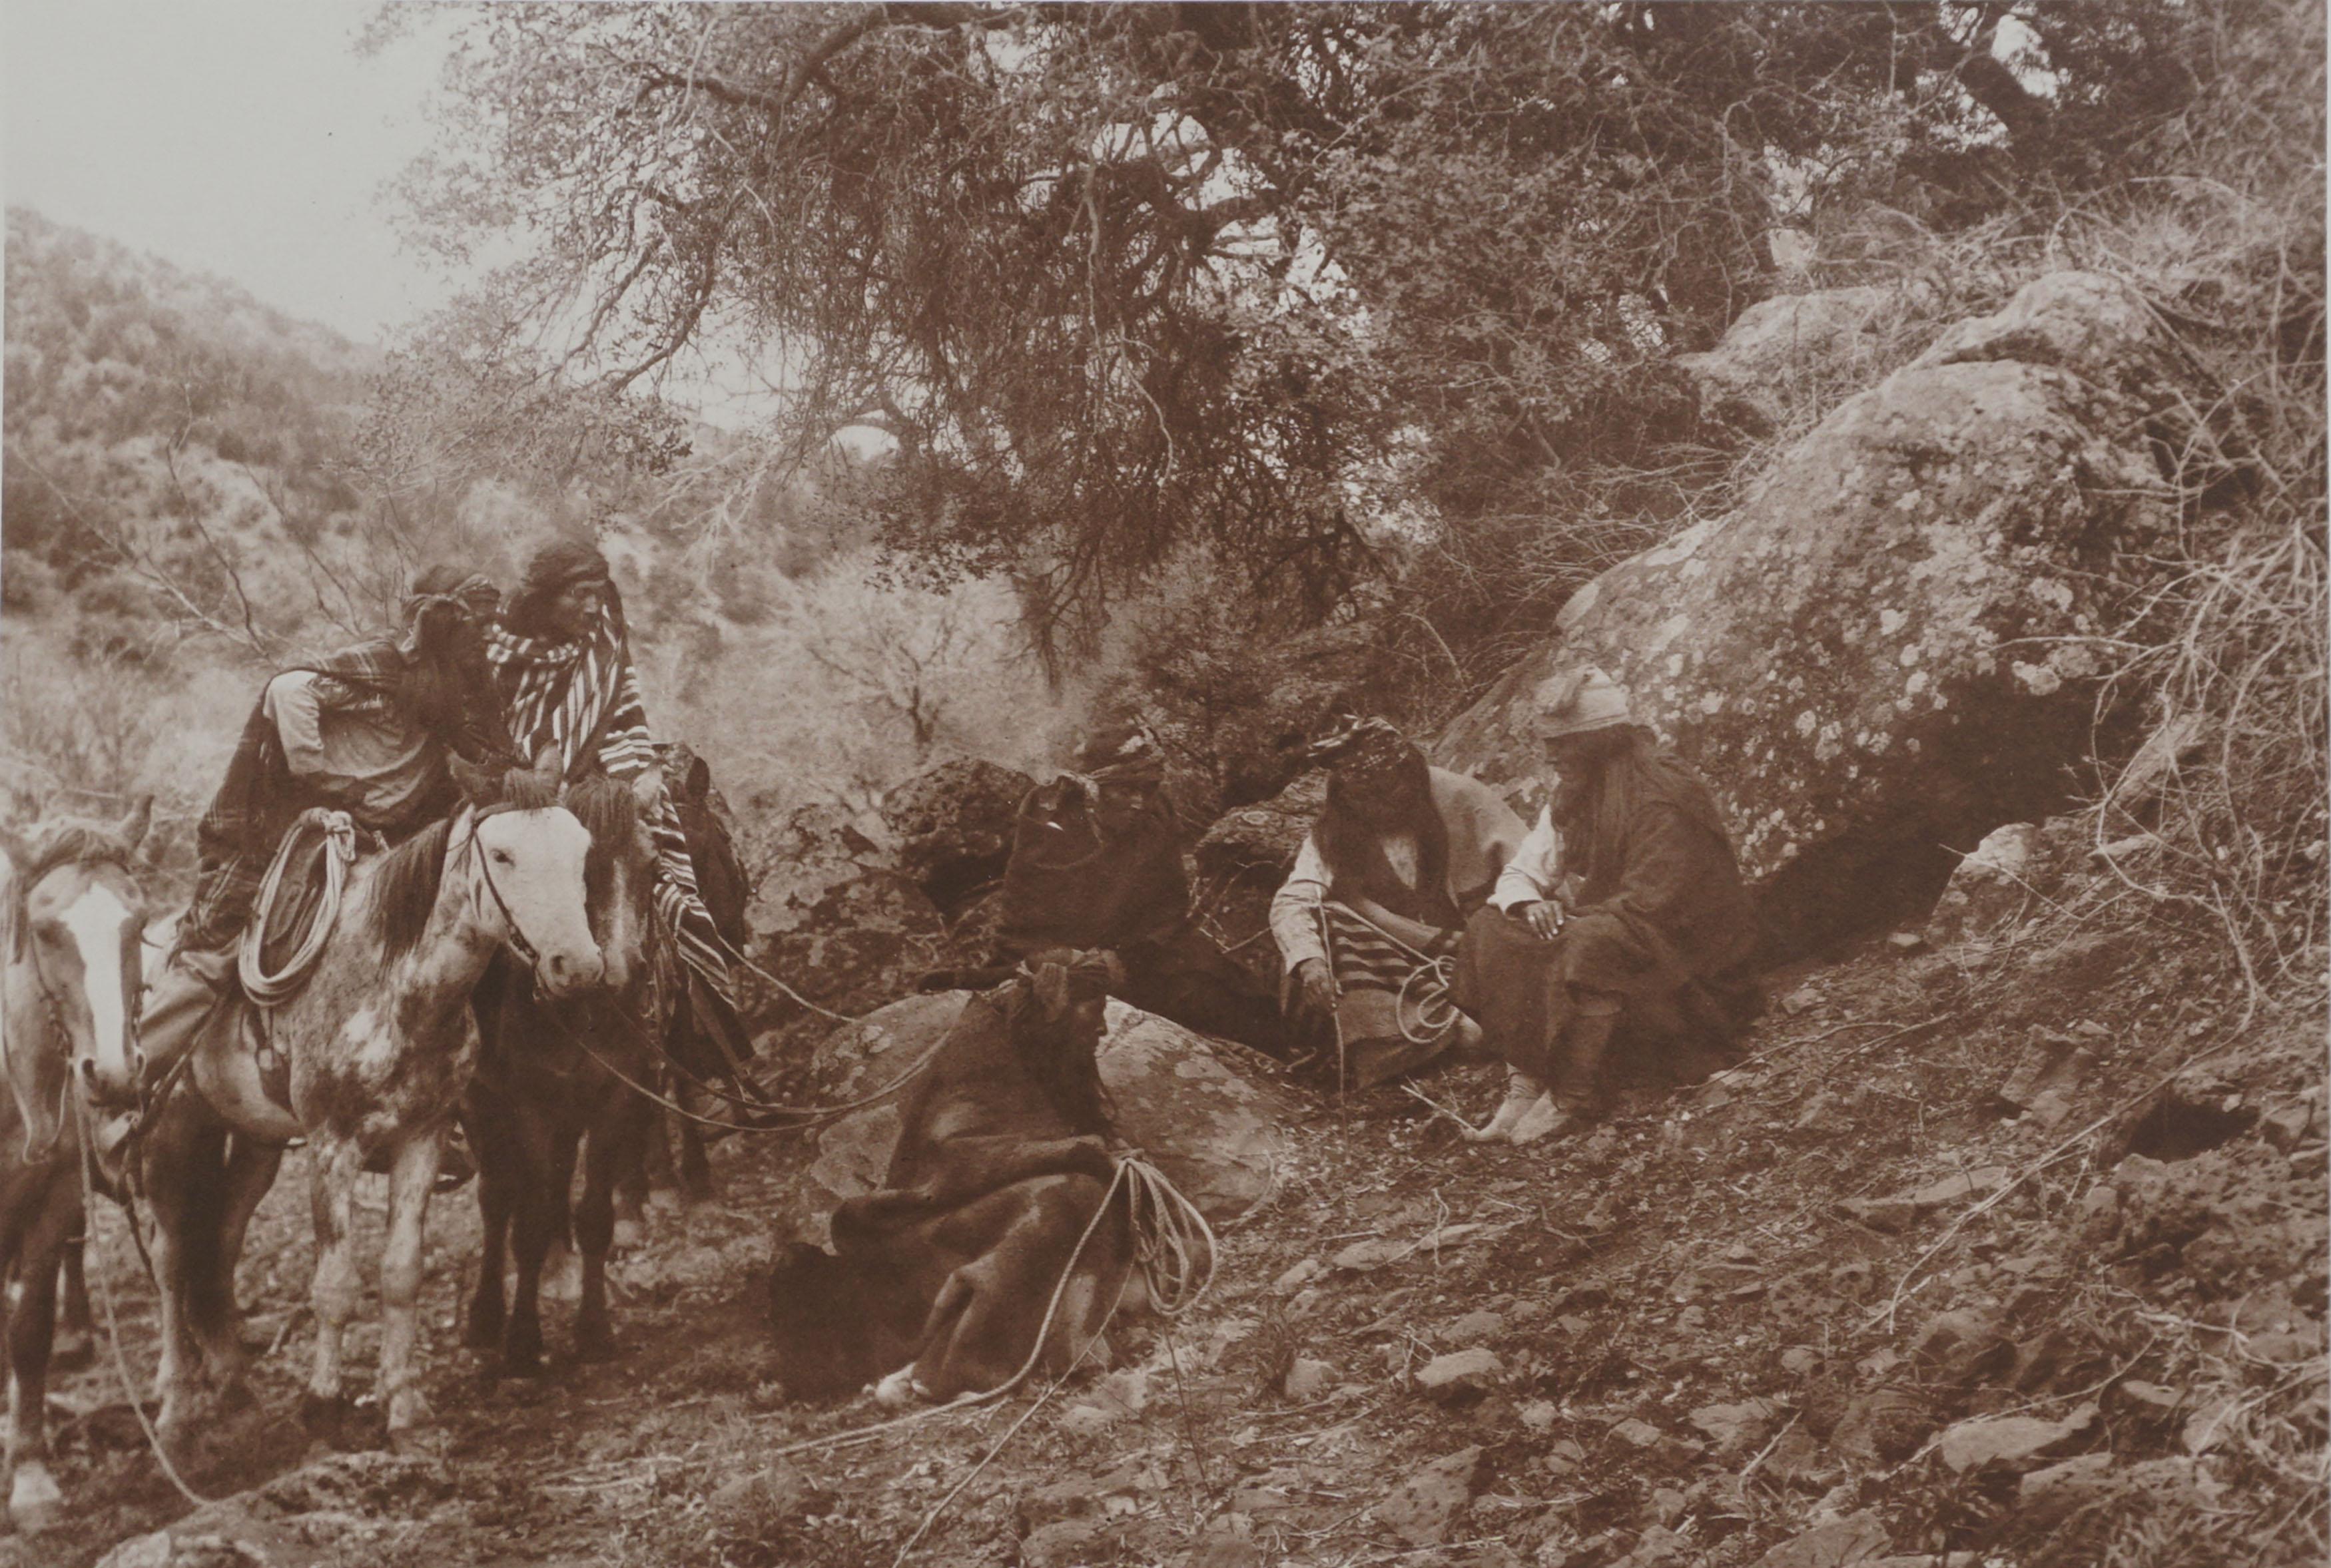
1454 668 1764 1145
944 720 1288 1056
139 567 512 1095
1270 717 1524 1087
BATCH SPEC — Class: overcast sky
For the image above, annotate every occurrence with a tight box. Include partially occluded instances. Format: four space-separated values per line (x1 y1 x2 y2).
2 0 466 343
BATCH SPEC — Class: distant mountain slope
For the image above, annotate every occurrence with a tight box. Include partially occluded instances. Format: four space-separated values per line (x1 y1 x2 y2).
3 206 379 631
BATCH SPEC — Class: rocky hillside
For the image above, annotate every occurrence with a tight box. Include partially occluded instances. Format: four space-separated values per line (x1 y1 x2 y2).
20 260 2320 1568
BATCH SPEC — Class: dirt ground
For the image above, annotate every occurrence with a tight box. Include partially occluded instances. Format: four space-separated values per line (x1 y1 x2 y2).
13 917 2326 1568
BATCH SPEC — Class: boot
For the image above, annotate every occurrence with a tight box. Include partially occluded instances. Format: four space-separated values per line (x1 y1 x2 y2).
1465 1069 1549 1143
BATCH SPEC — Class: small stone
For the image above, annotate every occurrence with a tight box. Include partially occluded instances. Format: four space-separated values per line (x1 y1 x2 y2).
1022 1519 1110 1568
2018 1453 2116 1525
1935 1402 2097 1473
1780 1347 1822 1376
1650 1486 1688 1526
1448 1310 1506 1343
1608 1417 1665 1449
2261 1104 2316 1151
1781 985 1823 1016
1283 1358 1333 1401
1748 1511 1889 1568
1886 931 1927 954
1520 1400 1560 1432
2115 1380 2183 1413
1185 1530 1264 1568
1372 1445 1485 1547
1417 1348 1504 1402
1274 1258 1324 1292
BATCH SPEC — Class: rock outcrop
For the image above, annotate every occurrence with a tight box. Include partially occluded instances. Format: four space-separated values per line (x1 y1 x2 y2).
737 803 947 1037
1678 282 1930 435
878 759 1034 920
806 993 1297 1227
1439 272 2189 953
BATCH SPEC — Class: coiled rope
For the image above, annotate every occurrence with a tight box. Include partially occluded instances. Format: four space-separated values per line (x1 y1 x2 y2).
767 1151 1216 1461
237 808 359 1007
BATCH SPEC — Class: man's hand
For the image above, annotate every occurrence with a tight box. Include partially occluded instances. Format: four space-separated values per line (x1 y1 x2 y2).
1523 900 1567 940
1289 957 1337 1019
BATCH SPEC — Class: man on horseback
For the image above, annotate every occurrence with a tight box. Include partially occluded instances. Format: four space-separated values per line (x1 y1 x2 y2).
484 542 749 1064
137 567 515 1092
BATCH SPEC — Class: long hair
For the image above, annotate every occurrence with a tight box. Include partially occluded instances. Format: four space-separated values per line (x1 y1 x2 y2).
1558 725 1734 901
1313 740 1453 923
996 950 1119 1134
400 613 518 766
501 542 623 643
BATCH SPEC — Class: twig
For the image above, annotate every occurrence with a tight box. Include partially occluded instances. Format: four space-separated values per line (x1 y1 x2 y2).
1400 1081 1481 1135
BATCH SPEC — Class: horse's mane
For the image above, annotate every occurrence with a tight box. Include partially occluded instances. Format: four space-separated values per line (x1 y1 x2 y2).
19 824 139 886
562 775 647 915
367 816 458 964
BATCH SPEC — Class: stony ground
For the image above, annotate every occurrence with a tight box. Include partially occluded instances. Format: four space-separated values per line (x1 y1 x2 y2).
15 916 2326 1568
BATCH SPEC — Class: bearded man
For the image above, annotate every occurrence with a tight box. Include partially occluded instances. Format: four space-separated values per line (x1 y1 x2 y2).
1269 717 1525 1087
1454 668 1764 1145
484 542 746 1057
139 567 513 1087
983 720 1286 1055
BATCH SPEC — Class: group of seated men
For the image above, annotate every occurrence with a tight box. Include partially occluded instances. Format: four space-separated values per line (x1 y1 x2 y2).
145 543 1758 1153
962 666 1764 1147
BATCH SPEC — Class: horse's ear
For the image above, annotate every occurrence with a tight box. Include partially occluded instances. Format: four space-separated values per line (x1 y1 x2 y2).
685 754 711 800
450 754 502 806
531 746 563 779
117 794 153 852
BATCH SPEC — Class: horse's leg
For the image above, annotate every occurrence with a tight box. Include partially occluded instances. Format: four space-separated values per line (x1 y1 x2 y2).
300 1135 364 1446
377 1130 442 1454
199 1133 283 1405
463 1105 513 1354
146 1088 227 1441
677 1116 716 1205
575 1095 647 1362
611 1131 647 1254
6 1173 78 1532
501 1113 563 1378
51 1237 91 1368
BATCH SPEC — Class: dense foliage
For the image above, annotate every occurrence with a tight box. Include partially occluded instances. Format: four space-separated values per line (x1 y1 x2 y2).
384 1 2294 664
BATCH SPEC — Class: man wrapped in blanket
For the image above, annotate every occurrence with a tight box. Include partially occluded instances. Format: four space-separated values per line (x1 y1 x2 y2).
484 543 749 1065
1268 717 1524 1088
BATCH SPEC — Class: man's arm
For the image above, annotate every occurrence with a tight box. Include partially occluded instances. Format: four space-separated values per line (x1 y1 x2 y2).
262 672 332 779
1268 836 1331 973
1493 806 1562 912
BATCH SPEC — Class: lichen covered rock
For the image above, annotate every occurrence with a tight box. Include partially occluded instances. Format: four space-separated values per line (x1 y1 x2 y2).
1438 272 2186 952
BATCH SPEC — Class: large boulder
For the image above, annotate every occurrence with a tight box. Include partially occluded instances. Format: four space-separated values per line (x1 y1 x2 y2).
1678 283 1931 435
879 759 1035 919
1439 272 2184 953
739 803 948 1037
807 993 1298 1226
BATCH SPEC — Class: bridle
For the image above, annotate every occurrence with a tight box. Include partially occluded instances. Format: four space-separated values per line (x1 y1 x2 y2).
7 854 146 1154
463 806 551 982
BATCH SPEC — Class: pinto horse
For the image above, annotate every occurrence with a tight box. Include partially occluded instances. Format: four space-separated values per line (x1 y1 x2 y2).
145 762 603 1454
464 772 671 1376
0 798 151 1531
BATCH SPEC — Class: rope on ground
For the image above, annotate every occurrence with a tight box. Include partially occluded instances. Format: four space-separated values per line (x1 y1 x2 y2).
767 1154 1214 1467
70 1092 209 1509
238 808 358 1006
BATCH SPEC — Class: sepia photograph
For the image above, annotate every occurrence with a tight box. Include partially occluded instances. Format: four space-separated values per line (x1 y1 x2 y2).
1 3 2324 1564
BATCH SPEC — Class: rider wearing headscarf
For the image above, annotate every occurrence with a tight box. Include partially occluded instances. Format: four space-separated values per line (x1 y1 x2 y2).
1453 668 1764 1145
484 542 743 1047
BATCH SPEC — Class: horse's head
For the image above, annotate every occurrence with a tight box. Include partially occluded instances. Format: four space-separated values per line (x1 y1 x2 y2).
456 762 604 999
561 770 663 999
0 797 153 1114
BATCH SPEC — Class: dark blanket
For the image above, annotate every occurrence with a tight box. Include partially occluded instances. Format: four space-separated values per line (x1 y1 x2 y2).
769 959 1133 1402
1455 794 1762 1083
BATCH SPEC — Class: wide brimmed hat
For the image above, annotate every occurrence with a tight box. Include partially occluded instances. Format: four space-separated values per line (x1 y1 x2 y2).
1531 666 1632 739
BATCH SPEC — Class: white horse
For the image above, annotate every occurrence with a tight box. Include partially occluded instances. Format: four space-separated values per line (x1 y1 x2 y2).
0 798 151 1531
147 762 604 1455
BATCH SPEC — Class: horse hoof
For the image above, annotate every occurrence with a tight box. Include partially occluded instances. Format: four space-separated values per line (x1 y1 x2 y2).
870 1367 921 1409
500 1350 547 1381
9 1465 63 1533
464 1314 504 1352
